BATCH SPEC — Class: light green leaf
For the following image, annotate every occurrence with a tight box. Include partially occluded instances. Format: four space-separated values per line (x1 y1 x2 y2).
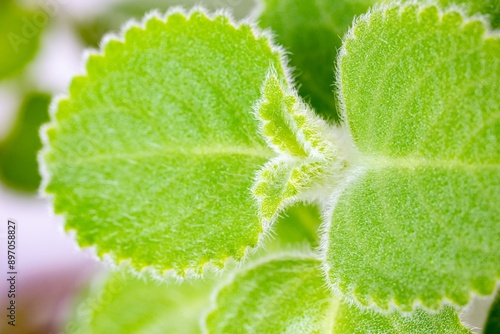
205 256 470 333
0 92 50 192
205 256 334 333
41 10 289 276
66 271 213 334
333 303 470 334
0 0 42 79
252 72 345 221
325 3 500 311
258 0 379 122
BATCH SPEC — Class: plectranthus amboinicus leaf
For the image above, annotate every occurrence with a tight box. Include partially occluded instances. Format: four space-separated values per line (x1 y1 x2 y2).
40 9 291 277
205 256 471 333
252 71 346 222
323 3 500 311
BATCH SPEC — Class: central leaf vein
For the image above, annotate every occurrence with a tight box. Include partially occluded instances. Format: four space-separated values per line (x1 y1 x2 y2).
56 145 273 167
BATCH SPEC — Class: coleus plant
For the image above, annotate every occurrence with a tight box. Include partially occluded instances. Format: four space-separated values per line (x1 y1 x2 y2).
40 0 499 332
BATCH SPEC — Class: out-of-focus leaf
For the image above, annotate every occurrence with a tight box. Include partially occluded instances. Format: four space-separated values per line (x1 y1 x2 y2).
268 202 322 248
0 0 43 79
205 256 471 333
65 272 213 334
0 92 50 192
258 0 378 122
485 291 500 334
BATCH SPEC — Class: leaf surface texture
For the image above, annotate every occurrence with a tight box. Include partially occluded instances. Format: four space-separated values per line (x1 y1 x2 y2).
42 10 287 275
324 3 500 310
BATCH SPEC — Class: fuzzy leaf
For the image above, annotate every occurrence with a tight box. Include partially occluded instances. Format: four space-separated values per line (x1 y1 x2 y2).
41 10 288 276
0 0 42 79
252 72 344 221
324 3 500 311
67 272 213 334
258 0 378 122
205 256 470 333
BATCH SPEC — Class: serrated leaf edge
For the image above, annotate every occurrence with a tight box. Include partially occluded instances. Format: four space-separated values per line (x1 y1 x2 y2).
252 71 358 225
325 0 500 312
335 0 500 125
38 6 297 280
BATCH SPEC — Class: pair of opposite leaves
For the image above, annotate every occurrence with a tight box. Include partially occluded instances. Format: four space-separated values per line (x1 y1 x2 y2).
42 1 499 317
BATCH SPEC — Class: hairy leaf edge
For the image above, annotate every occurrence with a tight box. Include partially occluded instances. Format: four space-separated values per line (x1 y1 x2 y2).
334 0 500 125
38 6 298 280
201 251 474 332
323 0 500 312
252 69 361 226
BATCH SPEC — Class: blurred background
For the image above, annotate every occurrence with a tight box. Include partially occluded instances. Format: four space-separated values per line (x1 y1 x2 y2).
0 0 497 333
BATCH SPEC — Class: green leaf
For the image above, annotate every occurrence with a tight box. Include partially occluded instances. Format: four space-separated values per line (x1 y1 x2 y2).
41 10 289 276
485 291 500 334
205 256 470 333
258 0 379 122
252 72 346 221
205 256 334 333
435 0 500 28
333 303 470 334
0 0 42 79
0 92 50 192
270 203 322 248
324 3 500 311
66 272 213 334
251 203 323 256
